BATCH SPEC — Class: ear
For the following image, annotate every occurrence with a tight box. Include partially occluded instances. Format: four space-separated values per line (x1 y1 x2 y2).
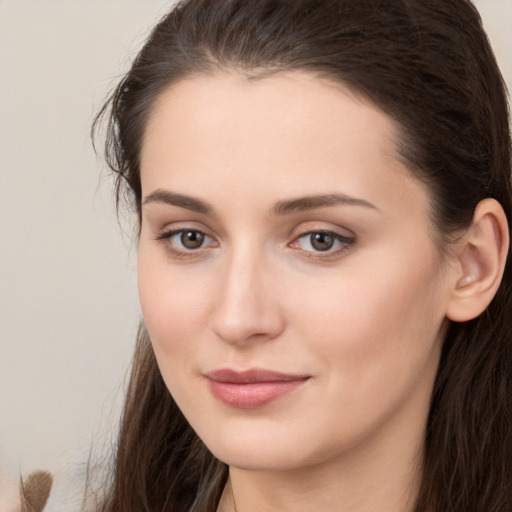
446 198 509 322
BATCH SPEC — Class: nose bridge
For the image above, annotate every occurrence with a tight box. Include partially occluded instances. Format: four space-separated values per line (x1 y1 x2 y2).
211 241 283 345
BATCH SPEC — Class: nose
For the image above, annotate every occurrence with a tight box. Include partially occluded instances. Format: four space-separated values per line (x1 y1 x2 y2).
210 249 285 346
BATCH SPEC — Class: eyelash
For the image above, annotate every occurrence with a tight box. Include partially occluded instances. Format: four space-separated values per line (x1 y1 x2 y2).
155 228 355 259
291 231 356 258
155 229 217 258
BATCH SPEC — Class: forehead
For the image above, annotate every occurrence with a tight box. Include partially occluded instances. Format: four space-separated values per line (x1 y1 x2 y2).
140 71 430 222
141 70 400 167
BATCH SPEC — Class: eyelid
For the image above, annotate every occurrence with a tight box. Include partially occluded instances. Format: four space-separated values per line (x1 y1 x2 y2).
293 230 355 247
288 226 356 258
154 219 216 241
155 226 218 258
152 221 356 260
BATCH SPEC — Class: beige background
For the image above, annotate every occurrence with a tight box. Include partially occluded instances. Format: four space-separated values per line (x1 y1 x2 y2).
0 0 511 480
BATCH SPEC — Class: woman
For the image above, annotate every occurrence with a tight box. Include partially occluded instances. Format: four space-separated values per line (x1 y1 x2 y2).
92 0 511 511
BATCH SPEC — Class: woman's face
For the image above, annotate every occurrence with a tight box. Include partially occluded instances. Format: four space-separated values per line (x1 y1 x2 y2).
138 72 453 471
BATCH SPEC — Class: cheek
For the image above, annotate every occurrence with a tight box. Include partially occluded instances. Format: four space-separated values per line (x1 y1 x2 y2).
137 255 219 414
137 248 212 367
289 243 447 400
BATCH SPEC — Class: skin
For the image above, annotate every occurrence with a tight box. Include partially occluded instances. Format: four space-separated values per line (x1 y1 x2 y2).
138 71 460 512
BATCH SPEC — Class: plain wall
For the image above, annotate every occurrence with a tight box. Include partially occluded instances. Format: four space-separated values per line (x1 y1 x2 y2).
0 0 511 480
0 0 171 477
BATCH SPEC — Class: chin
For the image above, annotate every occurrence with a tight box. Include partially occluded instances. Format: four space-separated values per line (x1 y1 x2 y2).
212 446 309 472
195 423 335 473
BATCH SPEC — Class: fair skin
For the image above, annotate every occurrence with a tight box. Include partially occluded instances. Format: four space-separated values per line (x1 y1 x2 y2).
137 71 508 512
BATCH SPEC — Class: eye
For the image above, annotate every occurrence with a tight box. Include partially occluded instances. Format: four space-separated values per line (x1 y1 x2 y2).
156 228 216 254
293 231 355 254
176 230 207 249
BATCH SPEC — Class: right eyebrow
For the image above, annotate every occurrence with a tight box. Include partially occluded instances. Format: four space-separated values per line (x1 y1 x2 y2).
142 189 213 215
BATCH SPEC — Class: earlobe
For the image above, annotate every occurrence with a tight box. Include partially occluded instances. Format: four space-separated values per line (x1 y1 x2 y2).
446 198 509 323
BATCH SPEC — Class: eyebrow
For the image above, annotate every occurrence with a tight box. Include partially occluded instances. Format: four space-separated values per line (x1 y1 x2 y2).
272 193 378 215
142 189 378 216
143 189 213 214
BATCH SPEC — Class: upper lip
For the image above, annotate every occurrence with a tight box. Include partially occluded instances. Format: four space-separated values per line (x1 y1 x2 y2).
205 368 310 383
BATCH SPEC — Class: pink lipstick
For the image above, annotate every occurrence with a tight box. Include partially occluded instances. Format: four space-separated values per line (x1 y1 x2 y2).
205 369 309 409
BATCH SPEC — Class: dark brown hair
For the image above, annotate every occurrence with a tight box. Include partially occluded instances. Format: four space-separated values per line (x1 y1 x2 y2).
93 1 512 510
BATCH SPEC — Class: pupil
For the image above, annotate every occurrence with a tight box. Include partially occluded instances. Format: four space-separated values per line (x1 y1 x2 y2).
181 231 204 249
311 233 334 251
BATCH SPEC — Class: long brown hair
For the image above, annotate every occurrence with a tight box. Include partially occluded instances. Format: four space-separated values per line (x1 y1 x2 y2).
93 1 512 510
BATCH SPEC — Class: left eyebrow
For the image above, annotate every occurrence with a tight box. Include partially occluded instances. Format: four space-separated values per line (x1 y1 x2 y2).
272 193 379 215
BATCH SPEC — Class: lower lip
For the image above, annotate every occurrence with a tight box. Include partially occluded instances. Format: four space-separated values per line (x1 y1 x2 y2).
207 379 308 409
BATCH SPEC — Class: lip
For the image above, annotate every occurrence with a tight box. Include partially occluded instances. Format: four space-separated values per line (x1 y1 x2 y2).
205 368 310 409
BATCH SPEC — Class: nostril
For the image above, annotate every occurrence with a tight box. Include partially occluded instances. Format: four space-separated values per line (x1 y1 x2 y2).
211 298 285 345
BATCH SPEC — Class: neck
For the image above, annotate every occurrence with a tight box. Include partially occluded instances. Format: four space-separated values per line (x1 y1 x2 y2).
222 452 421 512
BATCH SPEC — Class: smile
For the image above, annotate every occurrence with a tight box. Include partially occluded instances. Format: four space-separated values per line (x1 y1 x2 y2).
205 369 310 409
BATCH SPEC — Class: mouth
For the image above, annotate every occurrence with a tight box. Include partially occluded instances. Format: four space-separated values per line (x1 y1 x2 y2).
204 368 310 409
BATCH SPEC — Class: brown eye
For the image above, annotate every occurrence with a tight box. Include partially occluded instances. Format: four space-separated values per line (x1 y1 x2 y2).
310 232 335 251
156 228 216 256
180 230 205 249
293 230 355 255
